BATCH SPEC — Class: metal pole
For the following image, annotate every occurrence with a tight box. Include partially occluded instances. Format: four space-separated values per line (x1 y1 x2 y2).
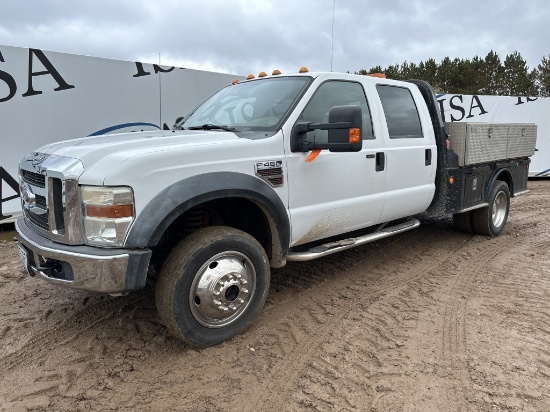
331 0 336 72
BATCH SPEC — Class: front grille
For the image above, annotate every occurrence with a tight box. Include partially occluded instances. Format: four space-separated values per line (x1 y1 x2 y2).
26 209 49 231
19 154 84 244
22 170 45 188
36 194 47 209
51 177 65 232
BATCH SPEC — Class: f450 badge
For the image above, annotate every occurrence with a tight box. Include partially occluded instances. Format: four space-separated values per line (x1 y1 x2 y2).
254 160 284 188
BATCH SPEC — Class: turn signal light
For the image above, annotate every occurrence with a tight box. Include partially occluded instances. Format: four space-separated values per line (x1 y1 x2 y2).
349 128 361 143
449 177 455 184
86 204 133 219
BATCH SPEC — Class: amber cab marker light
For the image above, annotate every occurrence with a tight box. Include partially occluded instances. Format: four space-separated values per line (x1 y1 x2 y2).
86 204 133 219
349 128 361 143
246 74 255 80
299 67 309 73
367 73 386 78
232 79 239 85
258 71 267 78
272 69 281 75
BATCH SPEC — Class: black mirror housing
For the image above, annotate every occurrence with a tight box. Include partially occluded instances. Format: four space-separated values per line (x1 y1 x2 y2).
327 105 362 152
290 105 363 152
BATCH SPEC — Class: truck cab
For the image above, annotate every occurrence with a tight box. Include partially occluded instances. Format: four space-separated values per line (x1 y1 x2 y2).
282 72 437 245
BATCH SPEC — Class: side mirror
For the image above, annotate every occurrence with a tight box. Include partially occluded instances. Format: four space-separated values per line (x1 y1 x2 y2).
173 116 185 130
327 105 363 152
291 105 363 152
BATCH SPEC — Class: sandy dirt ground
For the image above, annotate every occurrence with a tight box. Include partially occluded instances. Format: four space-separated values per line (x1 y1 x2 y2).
0 180 549 412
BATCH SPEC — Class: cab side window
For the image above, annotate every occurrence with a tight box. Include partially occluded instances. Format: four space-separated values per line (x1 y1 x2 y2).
301 81 374 143
376 85 423 138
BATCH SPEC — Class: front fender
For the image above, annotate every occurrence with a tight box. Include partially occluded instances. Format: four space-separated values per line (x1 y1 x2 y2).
124 172 290 263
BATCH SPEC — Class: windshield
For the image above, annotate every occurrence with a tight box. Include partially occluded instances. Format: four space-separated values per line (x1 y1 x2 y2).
182 76 311 132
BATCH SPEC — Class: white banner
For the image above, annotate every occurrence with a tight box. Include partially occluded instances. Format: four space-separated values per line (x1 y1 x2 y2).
437 93 549 177
0 45 241 221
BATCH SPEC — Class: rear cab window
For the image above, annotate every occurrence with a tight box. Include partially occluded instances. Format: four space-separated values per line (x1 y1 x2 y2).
376 85 423 139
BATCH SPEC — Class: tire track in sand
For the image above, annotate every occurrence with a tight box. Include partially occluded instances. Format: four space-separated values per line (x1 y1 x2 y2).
462 223 550 410
0 288 154 372
244 222 469 411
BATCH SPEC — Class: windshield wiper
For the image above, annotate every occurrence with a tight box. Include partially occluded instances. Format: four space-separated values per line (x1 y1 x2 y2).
187 124 238 132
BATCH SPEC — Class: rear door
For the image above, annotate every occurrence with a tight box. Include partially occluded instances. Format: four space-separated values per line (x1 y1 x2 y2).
374 84 437 222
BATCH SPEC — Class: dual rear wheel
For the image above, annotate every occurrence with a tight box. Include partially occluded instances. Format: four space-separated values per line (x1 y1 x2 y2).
453 180 510 237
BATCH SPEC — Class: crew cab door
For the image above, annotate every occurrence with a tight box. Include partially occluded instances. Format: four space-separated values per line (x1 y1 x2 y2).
285 79 386 246
374 84 437 222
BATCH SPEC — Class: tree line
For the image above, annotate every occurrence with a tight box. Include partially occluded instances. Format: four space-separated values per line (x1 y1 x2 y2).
357 51 550 97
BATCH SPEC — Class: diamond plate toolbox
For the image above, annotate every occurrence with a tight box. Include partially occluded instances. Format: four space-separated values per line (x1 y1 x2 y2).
445 122 537 166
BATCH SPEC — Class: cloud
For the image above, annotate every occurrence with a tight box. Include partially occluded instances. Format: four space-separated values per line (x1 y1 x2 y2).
0 0 548 75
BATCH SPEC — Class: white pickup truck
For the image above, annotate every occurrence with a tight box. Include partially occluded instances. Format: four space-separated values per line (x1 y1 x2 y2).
16 69 537 346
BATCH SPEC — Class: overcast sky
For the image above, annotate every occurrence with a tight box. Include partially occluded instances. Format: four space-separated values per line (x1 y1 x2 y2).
0 0 548 76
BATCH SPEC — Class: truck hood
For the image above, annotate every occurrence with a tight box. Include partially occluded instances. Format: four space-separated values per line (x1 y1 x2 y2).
38 129 240 173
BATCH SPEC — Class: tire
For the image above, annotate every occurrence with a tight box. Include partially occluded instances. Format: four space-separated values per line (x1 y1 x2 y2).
472 180 510 237
452 211 475 234
156 226 270 347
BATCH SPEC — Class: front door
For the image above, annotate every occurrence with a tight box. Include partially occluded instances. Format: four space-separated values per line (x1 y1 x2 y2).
285 79 386 246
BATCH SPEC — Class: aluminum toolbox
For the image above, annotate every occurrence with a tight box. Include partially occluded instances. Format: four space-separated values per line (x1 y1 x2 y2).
445 122 537 166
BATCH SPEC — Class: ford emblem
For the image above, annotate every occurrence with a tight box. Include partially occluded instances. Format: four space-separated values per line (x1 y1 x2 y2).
21 183 36 206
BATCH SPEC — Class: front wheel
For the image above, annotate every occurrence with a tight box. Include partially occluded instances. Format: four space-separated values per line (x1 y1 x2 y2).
156 226 270 347
472 180 510 237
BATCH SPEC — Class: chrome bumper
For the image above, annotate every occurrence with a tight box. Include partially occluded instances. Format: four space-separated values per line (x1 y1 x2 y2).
16 218 151 293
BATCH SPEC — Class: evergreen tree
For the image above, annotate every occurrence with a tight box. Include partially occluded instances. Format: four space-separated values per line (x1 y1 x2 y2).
447 58 465 94
482 50 504 95
467 56 486 95
420 58 438 89
354 50 546 96
453 58 474 94
535 55 550 97
503 51 535 96
368 65 383 75
384 64 401 80
400 61 419 79
436 57 454 93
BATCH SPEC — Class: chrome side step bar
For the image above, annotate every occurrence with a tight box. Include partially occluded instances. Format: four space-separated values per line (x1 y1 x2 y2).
287 218 421 262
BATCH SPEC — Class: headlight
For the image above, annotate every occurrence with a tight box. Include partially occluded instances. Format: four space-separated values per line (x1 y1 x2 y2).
81 186 134 247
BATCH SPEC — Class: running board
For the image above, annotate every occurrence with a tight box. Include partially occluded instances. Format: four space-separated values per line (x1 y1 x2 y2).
287 218 421 262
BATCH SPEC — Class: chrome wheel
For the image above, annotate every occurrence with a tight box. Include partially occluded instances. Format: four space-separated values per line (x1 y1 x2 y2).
492 190 507 228
156 226 270 347
189 251 256 328
472 180 510 237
